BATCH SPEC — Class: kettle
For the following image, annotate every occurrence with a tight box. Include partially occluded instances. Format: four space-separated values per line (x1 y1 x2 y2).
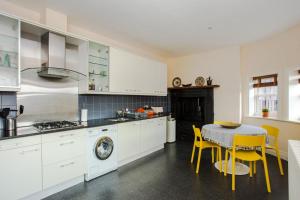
0 105 24 137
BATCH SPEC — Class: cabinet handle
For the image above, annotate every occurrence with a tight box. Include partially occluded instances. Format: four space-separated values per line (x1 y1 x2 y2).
59 134 74 138
59 141 75 146
60 161 75 168
20 148 39 155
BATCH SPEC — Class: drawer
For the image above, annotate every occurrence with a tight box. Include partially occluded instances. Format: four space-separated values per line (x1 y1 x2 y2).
43 156 84 189
42 129 86 143
0 135 41 151
42 136 85 165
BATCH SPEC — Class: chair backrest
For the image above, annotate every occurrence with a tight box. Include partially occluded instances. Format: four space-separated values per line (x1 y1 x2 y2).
261 125 279 146
233 135 266 149
192 125 203 142
261 125 279 138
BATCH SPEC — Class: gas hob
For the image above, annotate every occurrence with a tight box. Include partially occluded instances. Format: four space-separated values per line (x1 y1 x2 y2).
33 121 83 132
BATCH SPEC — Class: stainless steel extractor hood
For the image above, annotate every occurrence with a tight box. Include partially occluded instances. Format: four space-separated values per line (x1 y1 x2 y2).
38 32 69 79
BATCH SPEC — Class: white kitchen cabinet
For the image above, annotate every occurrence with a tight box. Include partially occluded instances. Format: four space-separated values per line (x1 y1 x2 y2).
117 121 140 164
0 14 20 91
42 132 85 165
140 117 167 153
110 47 167 96
0 136 42 200
157 117 167 144
140 119 158 153
117 117 167 166
43 156 84 189
41 129 86 189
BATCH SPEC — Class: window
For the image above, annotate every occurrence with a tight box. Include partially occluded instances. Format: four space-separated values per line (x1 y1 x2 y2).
289 69 300 121
249 74 278 118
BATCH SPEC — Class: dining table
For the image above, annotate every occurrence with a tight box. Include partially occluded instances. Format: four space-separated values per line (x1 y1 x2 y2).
201 124 267 175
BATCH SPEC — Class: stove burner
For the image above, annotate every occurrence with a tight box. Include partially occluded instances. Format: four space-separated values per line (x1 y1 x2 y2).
33 121 82 132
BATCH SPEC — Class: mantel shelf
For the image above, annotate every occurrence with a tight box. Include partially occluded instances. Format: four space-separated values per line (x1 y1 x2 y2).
168 85 220 90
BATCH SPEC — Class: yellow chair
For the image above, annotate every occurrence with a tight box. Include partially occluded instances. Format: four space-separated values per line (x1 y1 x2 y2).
224 135 271 193
191 125 222 174
261 125 284 175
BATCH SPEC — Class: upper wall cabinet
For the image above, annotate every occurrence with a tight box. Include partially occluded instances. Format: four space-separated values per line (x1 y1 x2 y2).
88 42 109 92
78 41 109 94
0 14 20 91
109 47 167 96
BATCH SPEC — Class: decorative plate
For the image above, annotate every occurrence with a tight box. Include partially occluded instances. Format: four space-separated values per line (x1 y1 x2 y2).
172 77 182 87
219 122 241 129
195 76 205 86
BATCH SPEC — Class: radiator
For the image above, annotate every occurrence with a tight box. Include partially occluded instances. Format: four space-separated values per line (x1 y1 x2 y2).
288 140 300 200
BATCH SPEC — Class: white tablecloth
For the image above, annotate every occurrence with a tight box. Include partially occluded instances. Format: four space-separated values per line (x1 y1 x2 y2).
201 124 267 148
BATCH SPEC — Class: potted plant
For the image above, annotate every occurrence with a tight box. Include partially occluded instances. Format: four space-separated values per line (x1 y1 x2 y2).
262 108 269 118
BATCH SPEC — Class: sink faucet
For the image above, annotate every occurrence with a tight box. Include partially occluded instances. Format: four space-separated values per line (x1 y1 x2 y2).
116 108 129 118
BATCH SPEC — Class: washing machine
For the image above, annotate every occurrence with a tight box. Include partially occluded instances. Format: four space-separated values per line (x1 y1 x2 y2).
85 125 118 181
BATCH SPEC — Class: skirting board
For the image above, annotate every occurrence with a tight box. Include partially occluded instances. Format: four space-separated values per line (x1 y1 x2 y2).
256 148 287 161
266 149 288 161
21 176 84 200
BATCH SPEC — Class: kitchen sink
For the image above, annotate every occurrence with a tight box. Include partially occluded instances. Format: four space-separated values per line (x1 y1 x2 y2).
107 117 130 122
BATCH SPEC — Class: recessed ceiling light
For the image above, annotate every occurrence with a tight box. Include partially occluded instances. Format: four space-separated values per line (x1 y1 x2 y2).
208 26 213 30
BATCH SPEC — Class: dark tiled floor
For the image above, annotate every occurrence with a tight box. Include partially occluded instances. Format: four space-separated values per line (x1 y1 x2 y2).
44 141 288 200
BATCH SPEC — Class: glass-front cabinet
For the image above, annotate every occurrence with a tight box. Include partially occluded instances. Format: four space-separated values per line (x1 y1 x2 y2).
88 41 109 92
0 14 20 91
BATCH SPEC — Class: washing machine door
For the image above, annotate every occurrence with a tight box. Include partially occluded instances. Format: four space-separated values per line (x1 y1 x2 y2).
95 137 114 160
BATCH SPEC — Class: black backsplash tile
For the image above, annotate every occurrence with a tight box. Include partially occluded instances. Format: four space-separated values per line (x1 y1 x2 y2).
79 94 168 120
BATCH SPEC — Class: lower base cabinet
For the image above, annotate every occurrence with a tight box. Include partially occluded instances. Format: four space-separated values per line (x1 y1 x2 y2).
118 121 140 163
0 136 42 200
42 129 86 189
118 117 167 165
43 156 85 189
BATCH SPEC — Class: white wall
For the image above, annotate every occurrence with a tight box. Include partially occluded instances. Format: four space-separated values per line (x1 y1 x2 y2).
241 24 300 159
167 46 241 122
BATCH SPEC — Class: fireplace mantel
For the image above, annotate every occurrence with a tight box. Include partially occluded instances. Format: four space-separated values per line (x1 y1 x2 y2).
168 85 220 90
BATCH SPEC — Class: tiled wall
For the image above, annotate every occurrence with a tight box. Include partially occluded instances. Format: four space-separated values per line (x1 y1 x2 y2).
0 92 17 129
79 95 168 120
0 92 169 127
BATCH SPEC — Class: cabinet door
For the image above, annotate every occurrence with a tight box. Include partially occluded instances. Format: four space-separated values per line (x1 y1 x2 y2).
88 41 109 92
0 144 42 200
43 156 84 189
118 121 140 162
0 14 20 91
140 119 158 152
110 47 136 93
157 117 167 143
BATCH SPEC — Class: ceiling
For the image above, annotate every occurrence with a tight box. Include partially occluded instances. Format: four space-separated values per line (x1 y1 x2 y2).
7 0 300 57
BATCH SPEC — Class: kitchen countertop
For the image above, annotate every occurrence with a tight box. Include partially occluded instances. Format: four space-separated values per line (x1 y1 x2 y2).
0 113 169 141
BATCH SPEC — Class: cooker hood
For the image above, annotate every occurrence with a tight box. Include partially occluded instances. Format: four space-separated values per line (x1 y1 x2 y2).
34 32 85 80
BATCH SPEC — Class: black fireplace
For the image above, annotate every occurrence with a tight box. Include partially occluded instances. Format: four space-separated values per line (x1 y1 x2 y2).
168 86 219 141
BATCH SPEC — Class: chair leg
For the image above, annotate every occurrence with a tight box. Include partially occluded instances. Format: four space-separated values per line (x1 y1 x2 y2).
254 161 256 175
211 148 215 163
262 157 271 193
232 155 236 191
275 149 284 175
196 148 202 174
249 161 253 177
191 144 196 163
218 147 222 173
224 150 229 176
